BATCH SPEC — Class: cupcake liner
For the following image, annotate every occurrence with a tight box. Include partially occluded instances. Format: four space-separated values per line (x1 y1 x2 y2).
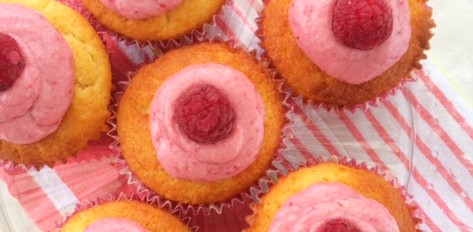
254 0 435 112
0 133 116 172
106 34 293 231
55 192 195 231
113 154 286 232
2 154 125 200
59 0 231 51
244 155 423 231
0 153 127 232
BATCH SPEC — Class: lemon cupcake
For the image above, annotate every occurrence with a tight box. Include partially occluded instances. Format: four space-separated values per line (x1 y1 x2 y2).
260 0 434 108
117 42 286 205
247 162 419 231
78 0 226 42
0 0 111 167
60 200 189 232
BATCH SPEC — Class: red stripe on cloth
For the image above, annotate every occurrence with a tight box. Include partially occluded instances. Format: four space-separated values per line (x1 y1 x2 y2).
416 70 473 140
229 1 258 32
287 134 317 161
337 111 385 166
404 89 473 177
364 110 450 231
410 123 473 212
214 16 244 47
8 173 62 231
289 100 343 158
384 100 473 213
384 100 414 136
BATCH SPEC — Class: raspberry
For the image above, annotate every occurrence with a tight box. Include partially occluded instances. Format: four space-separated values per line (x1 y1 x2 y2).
317 218 361 232
0 33 25 91
332 0 393 50
174 84 236 144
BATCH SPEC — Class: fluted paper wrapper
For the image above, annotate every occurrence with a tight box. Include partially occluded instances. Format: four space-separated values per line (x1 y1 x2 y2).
108 33 292 231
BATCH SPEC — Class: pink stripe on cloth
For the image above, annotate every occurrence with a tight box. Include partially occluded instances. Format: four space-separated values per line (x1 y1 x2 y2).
417 70 473 140
364 110 454 231
413 131 473 210
384 99 473 228
290 100 344 158
336 111 386 166
287 134 318 162
403 90 473 177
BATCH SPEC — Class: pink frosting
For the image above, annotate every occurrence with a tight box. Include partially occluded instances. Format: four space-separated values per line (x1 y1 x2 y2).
85 218 149 232
270 183 399 232
100 0 182 20
0 4 74 144
289 0 411 84
150 63 265 182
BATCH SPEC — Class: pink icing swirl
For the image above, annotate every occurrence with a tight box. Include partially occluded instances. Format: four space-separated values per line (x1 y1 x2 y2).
289 0 411 84
100 0 182 20
85 218 149 232
270 183 399 232
150 63 265 182
0 4 74 144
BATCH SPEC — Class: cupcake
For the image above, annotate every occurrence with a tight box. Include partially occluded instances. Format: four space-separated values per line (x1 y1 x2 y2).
60 200 189 231
260 0 434 108
79 0 226 42
117 42 286 205
0 0 111 167
247 162 419 231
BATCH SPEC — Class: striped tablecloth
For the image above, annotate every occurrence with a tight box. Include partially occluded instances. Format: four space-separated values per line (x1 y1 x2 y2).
1 0 473 231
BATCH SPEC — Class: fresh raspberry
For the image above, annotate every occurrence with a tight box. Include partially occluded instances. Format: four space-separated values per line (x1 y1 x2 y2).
0 33 25 91
332 0 393 50
317 218 361 232
174 84 236 144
